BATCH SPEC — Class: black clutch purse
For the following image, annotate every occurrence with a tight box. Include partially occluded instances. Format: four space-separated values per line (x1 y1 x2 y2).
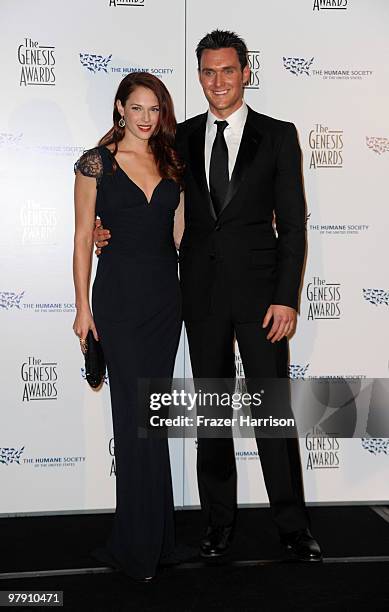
82 330 106 388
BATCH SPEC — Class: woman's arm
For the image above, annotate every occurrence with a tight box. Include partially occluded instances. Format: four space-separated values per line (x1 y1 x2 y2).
173 191 185 250
72 172 99 342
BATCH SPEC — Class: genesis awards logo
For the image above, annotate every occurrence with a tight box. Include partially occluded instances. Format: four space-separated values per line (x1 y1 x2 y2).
20 200 57 246
109 0 144 5
235 352 245 377
21 356 58 402
366 137 389 155
18 38 55 86
305 428 340 470
245 51 260 90
306 277 341 320
309 124 343 169
109 437 116 476
363 289 389 307
313 0 347 10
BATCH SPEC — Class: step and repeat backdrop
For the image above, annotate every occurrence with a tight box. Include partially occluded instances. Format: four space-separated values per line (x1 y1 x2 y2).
1 0 388 514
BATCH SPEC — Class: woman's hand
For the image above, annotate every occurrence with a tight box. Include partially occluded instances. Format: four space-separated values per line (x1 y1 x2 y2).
73 307 99 349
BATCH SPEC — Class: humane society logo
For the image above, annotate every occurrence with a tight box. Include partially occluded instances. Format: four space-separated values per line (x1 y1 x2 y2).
366 137 389 155
0 446 85 469
289 364 310 379
283 57 314 76
0 133 23 148
308 219 369 236
81 367 109 386
363 289 389 307
0 291 75 313
0 447 25 465
361 438 389 455
79 52 174 79
283 55 373 80
0 291 25 310
0 133 84 157
79 53 112 74
235 449 259 461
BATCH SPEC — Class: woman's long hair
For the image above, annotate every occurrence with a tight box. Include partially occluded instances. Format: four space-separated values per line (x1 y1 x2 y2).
99 72 183 186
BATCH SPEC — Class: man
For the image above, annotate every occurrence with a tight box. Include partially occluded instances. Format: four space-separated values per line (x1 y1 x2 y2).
96 30 321 562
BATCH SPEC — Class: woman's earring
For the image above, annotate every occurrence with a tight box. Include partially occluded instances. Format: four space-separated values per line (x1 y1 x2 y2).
118 116 125 128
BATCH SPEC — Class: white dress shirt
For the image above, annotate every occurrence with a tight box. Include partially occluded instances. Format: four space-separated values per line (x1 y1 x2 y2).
205 101 248 187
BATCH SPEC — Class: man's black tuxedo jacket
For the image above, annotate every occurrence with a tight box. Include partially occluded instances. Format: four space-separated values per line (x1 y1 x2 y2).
176 106 306 322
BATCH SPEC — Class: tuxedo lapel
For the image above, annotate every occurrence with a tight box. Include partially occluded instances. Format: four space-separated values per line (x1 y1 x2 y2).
188 115 217 220
219 110 262 216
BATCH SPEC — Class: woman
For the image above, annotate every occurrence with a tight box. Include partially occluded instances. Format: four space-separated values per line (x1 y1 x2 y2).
73 72 184 581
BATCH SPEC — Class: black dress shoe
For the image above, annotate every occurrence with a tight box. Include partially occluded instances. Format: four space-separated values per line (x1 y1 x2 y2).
200 525 234 558
281 528 322 562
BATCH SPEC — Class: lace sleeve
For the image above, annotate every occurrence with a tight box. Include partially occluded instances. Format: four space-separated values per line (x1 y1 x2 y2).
74 148 103 186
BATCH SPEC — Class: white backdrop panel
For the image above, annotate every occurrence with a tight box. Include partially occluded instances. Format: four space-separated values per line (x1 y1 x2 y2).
0 0 186 514
183 0 389 506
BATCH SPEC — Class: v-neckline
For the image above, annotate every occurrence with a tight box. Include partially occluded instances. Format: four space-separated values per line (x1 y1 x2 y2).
105 147 164 205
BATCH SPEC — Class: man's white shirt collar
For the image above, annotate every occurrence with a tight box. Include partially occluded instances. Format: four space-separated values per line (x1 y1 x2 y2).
206 101 248 134
204 101 248 183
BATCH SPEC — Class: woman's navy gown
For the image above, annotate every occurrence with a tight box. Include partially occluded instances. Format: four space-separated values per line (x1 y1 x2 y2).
75 146 182 578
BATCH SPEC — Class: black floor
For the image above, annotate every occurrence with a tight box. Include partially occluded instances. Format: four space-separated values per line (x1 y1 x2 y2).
1 507 389 611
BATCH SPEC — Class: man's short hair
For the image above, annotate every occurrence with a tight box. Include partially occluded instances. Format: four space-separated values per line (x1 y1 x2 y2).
196 29 249 71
